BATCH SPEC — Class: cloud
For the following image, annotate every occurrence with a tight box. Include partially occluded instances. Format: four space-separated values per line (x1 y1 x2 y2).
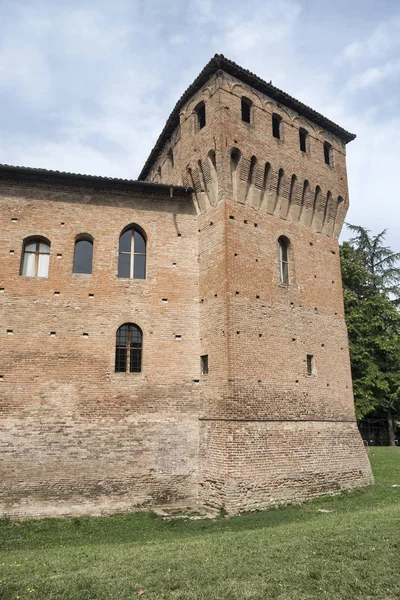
339 17 400 65
344 60 400 94
0 0 399 249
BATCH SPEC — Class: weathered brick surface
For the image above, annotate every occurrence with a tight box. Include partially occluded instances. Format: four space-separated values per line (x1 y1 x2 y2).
0 66 372 518
0 185 200 517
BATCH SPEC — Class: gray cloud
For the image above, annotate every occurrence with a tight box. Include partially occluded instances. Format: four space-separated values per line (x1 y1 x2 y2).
0 0 398 249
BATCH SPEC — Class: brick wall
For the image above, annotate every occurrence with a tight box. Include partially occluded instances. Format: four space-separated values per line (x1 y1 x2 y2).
0 182 200 517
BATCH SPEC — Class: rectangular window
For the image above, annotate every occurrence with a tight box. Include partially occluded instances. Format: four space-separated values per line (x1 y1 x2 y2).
299 129 307 152
195 102 206 129
37 253 50 277
115 348 127 373
272 114 281 139
306 354 315 376
241 97 252 124
324 142 332 165
22 252 35 276
201 354 209 375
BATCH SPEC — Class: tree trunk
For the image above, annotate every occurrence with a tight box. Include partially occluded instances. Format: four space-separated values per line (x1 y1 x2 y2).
388 408 396 446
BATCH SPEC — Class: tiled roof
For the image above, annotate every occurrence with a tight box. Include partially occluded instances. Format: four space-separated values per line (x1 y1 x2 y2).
0 163 192 196
138 54 356 181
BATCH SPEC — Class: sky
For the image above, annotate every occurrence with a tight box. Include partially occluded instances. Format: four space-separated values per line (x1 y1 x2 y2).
0 0 399 249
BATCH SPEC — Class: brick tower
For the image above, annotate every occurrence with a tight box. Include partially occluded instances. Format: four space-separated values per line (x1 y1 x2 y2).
139 55 373 511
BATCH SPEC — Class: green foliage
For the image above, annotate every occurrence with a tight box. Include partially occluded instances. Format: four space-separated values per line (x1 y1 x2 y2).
0 449 399 600
340 233 400 425
347 224 400 303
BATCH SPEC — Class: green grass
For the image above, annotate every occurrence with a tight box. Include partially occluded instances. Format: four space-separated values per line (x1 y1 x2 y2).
1 448 399 600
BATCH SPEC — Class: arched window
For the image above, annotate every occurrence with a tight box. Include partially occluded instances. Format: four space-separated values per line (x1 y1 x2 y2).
115 323 142 373
21 237 50 277
194 101 206 130
73 234 93 274
278 236 290 285
118 226 146 279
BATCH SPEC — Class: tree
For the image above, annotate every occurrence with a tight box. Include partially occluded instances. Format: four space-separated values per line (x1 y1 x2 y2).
346 224 400 303
340 241 400 445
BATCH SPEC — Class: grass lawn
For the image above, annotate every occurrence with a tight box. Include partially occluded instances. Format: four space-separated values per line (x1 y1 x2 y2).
1 448 399 600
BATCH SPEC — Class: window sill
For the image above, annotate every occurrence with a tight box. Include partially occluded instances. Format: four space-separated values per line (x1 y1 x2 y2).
116 277 147 281
112 371 144 376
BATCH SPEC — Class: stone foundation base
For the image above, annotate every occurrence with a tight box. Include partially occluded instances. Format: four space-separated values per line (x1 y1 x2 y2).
198 420 373 513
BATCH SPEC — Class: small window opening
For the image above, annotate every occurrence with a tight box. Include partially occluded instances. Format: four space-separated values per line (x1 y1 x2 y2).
272 114 281 139
73 235 93 274
241 97 252 124
299 128 308 152
324 142 332 165
21 237 50 278
201 354 209 375
167 148 174 168
278 236 290 284
115 323 142 373
195 101 206 129
306 354 315 376
118 226 146 279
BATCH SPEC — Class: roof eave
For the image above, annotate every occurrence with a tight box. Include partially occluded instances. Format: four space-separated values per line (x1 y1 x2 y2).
0 164 193 197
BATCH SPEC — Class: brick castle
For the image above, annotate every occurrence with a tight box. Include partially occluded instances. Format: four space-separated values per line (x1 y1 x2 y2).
0 55 373 518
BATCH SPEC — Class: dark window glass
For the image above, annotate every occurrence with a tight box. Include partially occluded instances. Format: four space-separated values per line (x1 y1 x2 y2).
115 348 127 372
299 129 307 153
73 239 93 274
118 227 146 279
118 253 130 278
272 114 281 139
119 229 132 252
201 355 209 375
133 254 146 279
115 323 142 373
324 142 331 165
134 230 146 254
241 97 252 124
195 102 206 129
130 349 142 373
